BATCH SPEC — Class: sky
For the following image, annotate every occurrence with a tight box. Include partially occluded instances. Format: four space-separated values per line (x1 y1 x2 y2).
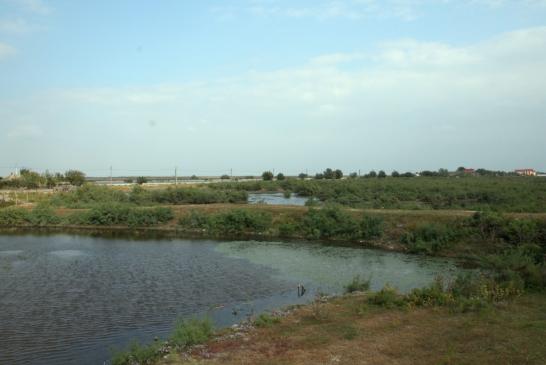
1 0 545 177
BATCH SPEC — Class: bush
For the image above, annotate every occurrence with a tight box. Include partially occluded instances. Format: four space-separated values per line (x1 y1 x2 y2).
277 222 299 237
303 206 359 239
254 313 281 327
262 171 274 181
406 277 453 307
49 184 129 208
170 318 213 349
209 209 272 235
126 207 174 227
65 170 86 186
179 210 210 229
111 341 161 365
79 204 174 227
0 208 30 226
360 216 384 240
344 275 371 293
150 187 247 205
480 245 545 290
367 285 405 308
401 223 457 254
27 207 62 226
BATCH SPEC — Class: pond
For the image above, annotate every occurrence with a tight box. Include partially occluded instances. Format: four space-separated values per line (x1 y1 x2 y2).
247 192 309 206
0 234 463 365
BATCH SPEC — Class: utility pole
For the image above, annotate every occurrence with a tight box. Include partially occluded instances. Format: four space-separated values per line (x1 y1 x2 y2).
230 168 233 178
110 166 113 186
175 167 178 185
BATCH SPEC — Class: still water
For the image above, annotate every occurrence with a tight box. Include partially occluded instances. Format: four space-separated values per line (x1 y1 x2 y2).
0 234 462 365
248 192 308 206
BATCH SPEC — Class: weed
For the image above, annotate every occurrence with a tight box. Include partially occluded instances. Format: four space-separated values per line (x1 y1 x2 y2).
344 275 371 294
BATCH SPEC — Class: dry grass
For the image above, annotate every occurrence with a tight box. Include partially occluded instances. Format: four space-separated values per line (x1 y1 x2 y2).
159 293 546 365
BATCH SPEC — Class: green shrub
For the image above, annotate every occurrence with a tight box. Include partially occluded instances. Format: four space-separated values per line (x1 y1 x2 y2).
209 209 272 235
49 184 129 208
170 318 213 349
27 207 62 226
367 285 405 308
277 222 299 237
303 206 359 239
402 223 457 254
406 277 453 307
467 211 507 241
150 187 247 205
344 275 371 293
481 245 545 290
126 207 174 227
178 210 210 229
0 208 30 226
111 340 161 365
503 219 539 244
79 204 173 226
360 216 384 240
254 313 281 327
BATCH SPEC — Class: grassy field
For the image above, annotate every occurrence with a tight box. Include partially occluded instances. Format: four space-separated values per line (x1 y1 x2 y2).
158 293 546 365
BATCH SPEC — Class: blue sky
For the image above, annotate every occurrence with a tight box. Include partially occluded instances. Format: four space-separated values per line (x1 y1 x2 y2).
1 0 545 176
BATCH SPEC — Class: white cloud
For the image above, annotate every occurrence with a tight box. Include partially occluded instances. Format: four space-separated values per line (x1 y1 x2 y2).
54 26 546 113
12 0 51 15
0 18 41 34
214 0 546 21
2 26 545 171
0 42 16 59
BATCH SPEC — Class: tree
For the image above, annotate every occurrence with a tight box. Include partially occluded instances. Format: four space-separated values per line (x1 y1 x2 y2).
262 171 274 181
323 168 335 179
298 172 308 180
349 172 358 179
438 168 449 177
20 169 44 189
391 170 400 178
45 172 59 188
367 170 377 178
220 174 230 180
65 170 86 186
401 172 415 177
334 169 343 179
136 176 148 184
378 170 387 178
276 173 285 181
314 173 324 180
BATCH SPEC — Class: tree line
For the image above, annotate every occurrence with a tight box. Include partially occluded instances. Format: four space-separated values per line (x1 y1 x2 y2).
0 169 86 189
261 167 521 181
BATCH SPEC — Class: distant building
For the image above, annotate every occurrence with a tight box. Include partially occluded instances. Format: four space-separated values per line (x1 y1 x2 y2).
515 169 537 176
463 168 475 174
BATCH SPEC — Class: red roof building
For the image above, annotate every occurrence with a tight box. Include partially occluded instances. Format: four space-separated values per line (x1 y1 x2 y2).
515 169 537 176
